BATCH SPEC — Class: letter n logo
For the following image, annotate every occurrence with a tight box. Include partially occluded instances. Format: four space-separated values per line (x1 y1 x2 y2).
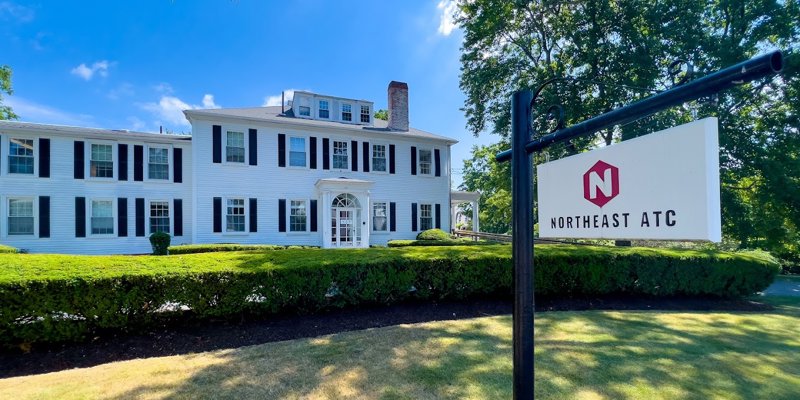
583 160 619 208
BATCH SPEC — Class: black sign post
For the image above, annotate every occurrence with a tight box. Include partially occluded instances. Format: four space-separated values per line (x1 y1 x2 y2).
496 50 783 400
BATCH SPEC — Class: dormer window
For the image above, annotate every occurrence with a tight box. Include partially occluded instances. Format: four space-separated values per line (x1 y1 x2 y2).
319 100 329 119
299 106 311 117
341 104 352 122
360 105 370 123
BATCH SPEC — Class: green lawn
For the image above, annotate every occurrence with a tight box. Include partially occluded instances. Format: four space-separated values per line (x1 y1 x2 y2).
2 297 798 400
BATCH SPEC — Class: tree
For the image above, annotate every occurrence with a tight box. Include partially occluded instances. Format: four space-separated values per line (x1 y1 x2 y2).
374 109 388 121
0 65 18 120
456 0 800 255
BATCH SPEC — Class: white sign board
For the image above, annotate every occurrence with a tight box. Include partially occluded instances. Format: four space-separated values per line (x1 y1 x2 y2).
537 117 721 242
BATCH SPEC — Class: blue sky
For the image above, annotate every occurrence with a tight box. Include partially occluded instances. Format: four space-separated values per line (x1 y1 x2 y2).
0 0 495 185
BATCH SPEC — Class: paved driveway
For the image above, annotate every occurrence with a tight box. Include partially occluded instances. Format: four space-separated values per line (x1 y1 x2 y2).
761 275 800 297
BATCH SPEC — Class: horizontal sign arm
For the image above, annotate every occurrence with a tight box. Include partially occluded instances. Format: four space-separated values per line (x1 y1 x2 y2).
496 51 783 163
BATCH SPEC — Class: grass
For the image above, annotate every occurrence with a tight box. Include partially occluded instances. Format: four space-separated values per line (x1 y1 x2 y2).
0 244 17 254
2 297 798 400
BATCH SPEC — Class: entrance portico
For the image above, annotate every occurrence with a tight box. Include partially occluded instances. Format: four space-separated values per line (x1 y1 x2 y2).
316 178 374 248
450 190 481 232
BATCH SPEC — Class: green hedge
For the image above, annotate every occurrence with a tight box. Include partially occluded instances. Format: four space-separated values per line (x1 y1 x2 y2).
416 228 451 240
0 245 779 346
0 244 17 254
168 243 318 254
388 239 502 247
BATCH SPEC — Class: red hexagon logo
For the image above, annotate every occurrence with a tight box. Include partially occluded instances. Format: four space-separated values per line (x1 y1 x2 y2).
583 160 619 208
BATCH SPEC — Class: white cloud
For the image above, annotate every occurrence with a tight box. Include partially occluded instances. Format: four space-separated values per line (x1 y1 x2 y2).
70 60 111 81
0 2 35 23
263 89 299 107
4 96 94 126
107 82 135 100
437 0 458 36
141 93 222 127
127 116 146 131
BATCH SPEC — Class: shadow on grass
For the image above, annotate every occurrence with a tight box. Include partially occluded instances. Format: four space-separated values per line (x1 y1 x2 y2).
103 308 800 400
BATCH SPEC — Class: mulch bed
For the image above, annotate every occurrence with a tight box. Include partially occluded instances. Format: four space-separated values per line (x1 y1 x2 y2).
0 295 773 378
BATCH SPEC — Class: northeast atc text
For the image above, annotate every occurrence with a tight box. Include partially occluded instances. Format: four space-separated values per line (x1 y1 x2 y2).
549 210 677 230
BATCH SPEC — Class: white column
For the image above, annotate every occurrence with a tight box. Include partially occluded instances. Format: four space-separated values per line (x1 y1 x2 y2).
321 191 331 248
451 203 457 232
472 201 480 233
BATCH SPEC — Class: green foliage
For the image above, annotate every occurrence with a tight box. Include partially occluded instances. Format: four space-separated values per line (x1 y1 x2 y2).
0 244 18 253
0 245 779 346
0 65 17 120
168 243 317 254
455 0 800 257
374 109 389 120
148 232 171 255
388 239 500 247
416 228 451 240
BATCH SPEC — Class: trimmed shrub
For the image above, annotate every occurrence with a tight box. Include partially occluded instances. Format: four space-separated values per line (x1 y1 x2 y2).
168 244 319 254
0 244 18 254
149 232 171 255
416 229 451 241
388 239 502 247
0 245 780 346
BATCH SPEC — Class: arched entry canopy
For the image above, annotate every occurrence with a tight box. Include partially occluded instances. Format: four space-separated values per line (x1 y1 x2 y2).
450 190 480 233
315 178 374 248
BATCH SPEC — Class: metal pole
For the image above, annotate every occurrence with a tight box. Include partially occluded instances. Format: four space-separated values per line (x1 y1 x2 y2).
511 90 535 400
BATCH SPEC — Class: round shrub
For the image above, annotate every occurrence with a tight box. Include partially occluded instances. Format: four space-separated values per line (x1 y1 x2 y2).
416 228 450 241
149 232 171 255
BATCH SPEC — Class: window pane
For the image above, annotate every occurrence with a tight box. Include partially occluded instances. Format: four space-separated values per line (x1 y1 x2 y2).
319 101 329 118
333 141 348 169
419 149 432 175
360 105 370 123
8 138 34 174
149 201 170 234
289 137 306 167
226 198 245 232
90 144 114 178
342 104 352 121
372 144 386 172
91 200 114 235
420 204 433 231
8 199 34 235
373 202 387 231
226 131 245 163
290 200 306 232
148 148 169 180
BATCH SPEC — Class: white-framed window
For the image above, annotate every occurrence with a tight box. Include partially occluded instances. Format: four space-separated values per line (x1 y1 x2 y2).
226 131 245 163
360 105 370 123
373 202 388 232
149 201 170 234
226 198 246 232
290 200 307 232
289 137 307 167
91 199 114 235
90 143 114 178
341 104 352 122
299 106 311 117
418 149 432 175
372 144 387 172
7 198 34 236
333 140 348 169
8 138 34 175
318 100 329 119
420 204 433 231
148 146 170 180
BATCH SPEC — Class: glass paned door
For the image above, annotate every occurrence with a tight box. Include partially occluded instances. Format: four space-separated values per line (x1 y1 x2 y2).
332 208 359 247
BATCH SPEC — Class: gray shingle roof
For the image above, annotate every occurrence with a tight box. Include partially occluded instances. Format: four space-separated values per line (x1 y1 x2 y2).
0 120 191 143
184 106 458 144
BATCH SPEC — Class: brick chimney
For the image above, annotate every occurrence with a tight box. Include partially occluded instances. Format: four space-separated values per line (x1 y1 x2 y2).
387 81 409 131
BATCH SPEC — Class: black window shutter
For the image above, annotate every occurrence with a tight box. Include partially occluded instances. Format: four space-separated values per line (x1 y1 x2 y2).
135 198 145 237
213 197 222 233
75 197 86 238
410 146 417 175
351 140 358 171
118 144 128 181
173 148 182 183
278 133 286 167
310 199 318 232
411 203 418 232
133 145 143 181
310 137 318 169
173 199 183 237
74 141 84 179
39 196 50 238
249 198 258 232
389 144 396 174
249 129 258 166
435 204 442 229
322 138 330 170
390 202 397 232
278 199 287 232
39 138 50 178
212 125 222 163
362 142 370 172
118 198 128 237
434 149 441 177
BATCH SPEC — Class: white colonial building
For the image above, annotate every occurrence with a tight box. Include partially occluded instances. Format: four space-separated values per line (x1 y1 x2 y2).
0 81 459 254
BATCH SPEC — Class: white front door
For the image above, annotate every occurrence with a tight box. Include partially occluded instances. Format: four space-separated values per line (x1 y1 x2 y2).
332 207 358 247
